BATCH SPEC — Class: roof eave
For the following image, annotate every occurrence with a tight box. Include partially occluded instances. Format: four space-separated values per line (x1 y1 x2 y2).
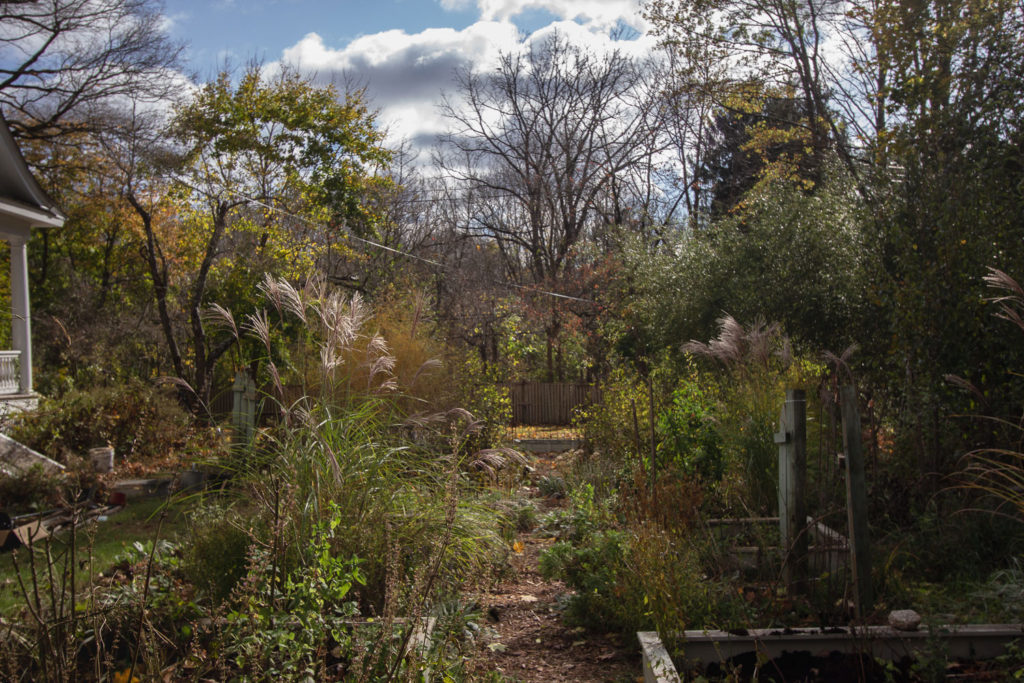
0 197 65 228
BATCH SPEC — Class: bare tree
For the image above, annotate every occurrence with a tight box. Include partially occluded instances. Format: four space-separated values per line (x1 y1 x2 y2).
0 0 186 139
438 33 661 285
438 33 661 379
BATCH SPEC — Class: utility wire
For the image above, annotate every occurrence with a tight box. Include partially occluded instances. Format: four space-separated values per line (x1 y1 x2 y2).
169 172 597 305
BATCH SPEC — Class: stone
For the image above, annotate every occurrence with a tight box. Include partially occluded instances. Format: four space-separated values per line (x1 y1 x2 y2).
888 609 922 631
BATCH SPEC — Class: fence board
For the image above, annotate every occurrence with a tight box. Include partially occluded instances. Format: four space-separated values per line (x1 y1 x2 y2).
508 382 601 426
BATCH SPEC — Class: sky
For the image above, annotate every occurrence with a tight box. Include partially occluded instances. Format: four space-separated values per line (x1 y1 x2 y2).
165 0 654 152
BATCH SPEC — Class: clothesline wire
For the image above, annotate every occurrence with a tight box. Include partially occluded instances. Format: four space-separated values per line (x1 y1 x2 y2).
170 172 597 305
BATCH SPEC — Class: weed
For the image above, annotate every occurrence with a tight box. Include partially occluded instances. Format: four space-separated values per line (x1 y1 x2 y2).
537 474 567 498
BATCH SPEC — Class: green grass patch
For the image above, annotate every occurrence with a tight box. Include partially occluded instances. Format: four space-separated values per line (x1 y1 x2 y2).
0 497 191 614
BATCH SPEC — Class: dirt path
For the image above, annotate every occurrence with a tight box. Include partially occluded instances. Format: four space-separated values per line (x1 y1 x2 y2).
465 454 640 682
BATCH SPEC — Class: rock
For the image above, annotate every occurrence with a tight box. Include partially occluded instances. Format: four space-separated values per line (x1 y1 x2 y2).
888 609 922 631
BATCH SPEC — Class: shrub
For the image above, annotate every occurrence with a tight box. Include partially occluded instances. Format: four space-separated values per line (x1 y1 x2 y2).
576 365 649 463
0 464 63 513
539 521 748 637
656 377 724 482
626 523 749 638
181 505 252 603
213 512 364 680
450 351 511 452
539 529 648 634
7 378 194 464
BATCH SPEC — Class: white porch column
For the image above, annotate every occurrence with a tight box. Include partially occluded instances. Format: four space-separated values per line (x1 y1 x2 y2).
9 236 31 394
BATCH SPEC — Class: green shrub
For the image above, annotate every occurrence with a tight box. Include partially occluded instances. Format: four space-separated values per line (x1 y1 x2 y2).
7 378 194 463
626 524 750 638
656 377 724 482
452 352 511 452
0 464 63 513
215 511 364 680
576 365 649 462
182 505 252 603
539 529 648 634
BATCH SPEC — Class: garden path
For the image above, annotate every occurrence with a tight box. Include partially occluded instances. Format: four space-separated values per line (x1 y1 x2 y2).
465 451 640 682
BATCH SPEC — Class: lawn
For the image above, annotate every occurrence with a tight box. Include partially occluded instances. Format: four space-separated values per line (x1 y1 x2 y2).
0 497 191 614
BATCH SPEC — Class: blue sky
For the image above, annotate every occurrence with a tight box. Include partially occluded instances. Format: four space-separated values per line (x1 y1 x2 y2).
168 0 485 78
164 0 653 148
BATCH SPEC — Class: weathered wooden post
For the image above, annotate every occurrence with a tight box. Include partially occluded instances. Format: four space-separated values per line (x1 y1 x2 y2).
840 384 872 618
232 371 257 445
775 389 808 594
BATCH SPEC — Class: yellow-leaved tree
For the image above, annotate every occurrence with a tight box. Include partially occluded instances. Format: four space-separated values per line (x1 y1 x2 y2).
118 65 391 412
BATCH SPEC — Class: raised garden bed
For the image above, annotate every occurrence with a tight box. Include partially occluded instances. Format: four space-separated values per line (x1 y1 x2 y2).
639 624 1024 682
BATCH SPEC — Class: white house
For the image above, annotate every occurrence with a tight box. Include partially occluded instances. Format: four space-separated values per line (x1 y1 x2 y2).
0 116 64 408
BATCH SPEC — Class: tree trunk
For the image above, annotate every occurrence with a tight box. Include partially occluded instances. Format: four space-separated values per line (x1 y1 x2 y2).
127 190 188 405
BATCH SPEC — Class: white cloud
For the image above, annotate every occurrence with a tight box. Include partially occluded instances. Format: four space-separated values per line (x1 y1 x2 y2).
443 0 648 31
278 22 523 147
275 7 653 155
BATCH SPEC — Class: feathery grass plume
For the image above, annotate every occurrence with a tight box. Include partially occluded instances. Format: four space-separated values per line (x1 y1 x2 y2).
953 269 1024 522
365 336 397 391
984 267 1024 333
410 358 443 387
944 373 989 407
259 272 306 323
467 447 528 477
156 375 196 395
243 309 272 355
266 360 284 402
203 303 239 340
401 411 450 429
823 343 859 386
683 314 785 372
320 338 343 377
303 270 327 301
316 290 363 350
259 273 285 315
446 407 479 429
960 449 1024 520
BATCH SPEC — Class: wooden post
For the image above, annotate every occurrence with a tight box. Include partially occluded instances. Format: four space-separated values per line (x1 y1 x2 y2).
840 384 872 618
648 374 657 499
775 389 807 594
232 371 256 444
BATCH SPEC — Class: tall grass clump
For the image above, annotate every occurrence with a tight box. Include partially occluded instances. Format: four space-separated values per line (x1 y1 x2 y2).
683 315 824 515
954 269 1024 525
185 273 515 678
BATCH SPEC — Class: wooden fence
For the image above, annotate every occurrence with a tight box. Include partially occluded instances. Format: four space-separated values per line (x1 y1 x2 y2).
209 380 602 428
508 381 601 426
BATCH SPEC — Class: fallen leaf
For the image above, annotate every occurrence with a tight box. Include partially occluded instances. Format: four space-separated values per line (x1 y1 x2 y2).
512 540 524 554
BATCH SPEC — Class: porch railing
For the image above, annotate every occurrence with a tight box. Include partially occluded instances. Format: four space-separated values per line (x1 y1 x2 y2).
0 351 21 394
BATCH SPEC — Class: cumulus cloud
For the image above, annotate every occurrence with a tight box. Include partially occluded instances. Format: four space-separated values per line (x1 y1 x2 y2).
278 22 524 146
442 0 647 31
275 3 652 153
